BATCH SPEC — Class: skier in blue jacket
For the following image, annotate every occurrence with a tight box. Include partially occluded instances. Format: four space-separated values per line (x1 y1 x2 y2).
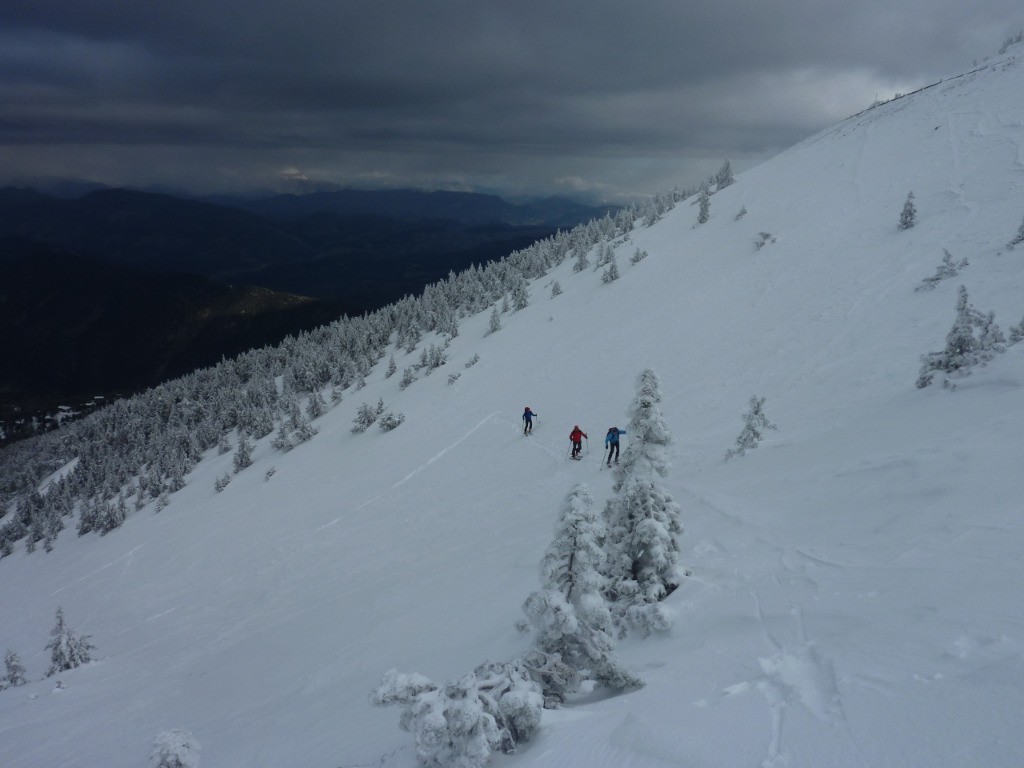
523 407 538 435
604 427 625 466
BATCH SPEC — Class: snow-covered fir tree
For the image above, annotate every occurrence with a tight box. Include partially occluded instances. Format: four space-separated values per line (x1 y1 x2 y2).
378 412 405 432
487 307 502 335
917 285 1005 388
572 248 589 273
306 389 328 420
511 276 530 311
385 353 397 378
521 484 642 704
232 432 253 473
399 366 417 390
601 254 620 283
715 158 735 190
45 607 95 677
350 402 379 434
899 191 917 230
915 249 968 291
3 649 28 689
603 369 684 635
724 395 777 460
550 280 562 297
150 728 201 768
214 473 231 492
629 248 648 265
372 662 542 768
697 185 711 224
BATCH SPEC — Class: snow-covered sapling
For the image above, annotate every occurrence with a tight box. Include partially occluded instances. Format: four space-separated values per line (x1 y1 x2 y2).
378 412 405 432
550 280 562 297
350 402 379 433
45 607 94 677
385 353 397 378
398 367 417 390
697 186 711 224
214 473 231 492
754 232 776 250
917 285 1005 388
232 432 253 473
915 249 968 292
372 662 542 768
572 248 589 273
899 191 917 230
629 248 648 265
465 353 480 368
3 649 28 689
724 395 777 461
734 205 748 221
715 158 735 190
150 728 201 768
601 255 620 283
487 307 502 335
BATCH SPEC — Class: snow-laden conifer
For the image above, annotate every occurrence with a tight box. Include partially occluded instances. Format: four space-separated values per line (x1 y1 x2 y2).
697 185 711 224
521 484 642 703
487 307 502 335
917 285 1005 388
150 728 201 768
601 254 620 283
306 389 328 420
899 191 917 230
398 367 417 390
378 412 405 432
232 432 253 473
629 248 648 265
372 661 542 768
724 395 776 460
915 249 968 292
603 369 683 635
3 649 28 689
350 403 378 433
715 158 735 190
572 248 589 273
385 353 397 378
45 607 94 677
550 280 562 297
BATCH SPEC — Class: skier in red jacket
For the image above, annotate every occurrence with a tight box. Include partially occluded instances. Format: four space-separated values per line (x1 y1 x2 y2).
569 425 588 459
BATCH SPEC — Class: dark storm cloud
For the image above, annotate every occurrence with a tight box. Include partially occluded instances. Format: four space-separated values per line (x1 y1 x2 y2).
1 1 1021 198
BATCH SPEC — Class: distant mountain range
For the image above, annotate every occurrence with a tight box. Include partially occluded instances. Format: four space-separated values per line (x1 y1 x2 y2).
0 187 618 439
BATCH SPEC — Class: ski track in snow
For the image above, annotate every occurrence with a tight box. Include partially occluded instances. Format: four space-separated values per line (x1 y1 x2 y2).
392 410 502 488
47 544 145 596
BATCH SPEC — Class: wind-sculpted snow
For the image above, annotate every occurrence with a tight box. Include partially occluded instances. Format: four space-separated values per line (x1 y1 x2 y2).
2 48 1024 768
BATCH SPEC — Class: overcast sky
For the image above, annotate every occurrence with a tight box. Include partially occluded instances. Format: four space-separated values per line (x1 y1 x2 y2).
1 1 1020 201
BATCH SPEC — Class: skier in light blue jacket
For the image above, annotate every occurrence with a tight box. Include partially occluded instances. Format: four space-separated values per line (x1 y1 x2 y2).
604 427 625 466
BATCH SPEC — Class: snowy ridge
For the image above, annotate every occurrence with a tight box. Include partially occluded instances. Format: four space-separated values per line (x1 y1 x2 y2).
2 50 1024 767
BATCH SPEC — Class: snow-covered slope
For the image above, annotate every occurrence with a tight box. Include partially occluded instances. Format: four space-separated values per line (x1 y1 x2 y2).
3 49 1024 768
